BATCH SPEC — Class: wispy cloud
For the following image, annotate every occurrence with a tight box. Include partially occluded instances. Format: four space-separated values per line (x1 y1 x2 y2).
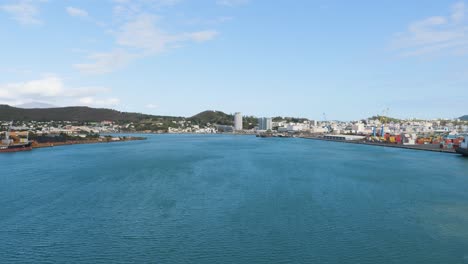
0 0 47 25
216 0 249 7
112 0 181 21
65 6 107 27
75 12 218 74
78 97 120 107
185 16 233 26
391 1 468 57
452 1 465 23
145 103 158 109
74 49 137 74
0 75 120 107
115 14 217 52
66 6 88 18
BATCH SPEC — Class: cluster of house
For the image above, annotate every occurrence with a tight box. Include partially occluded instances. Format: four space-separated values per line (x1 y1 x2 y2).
167 125 217 134
2 117 467 137
1 120 120 137
168 117 468 136
319 119 468 135
266 118 467 135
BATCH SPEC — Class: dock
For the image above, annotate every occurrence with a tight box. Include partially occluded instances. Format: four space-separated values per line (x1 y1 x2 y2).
299 136 457 154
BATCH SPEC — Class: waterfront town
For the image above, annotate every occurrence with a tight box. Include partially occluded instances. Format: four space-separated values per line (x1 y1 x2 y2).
1 110 468 154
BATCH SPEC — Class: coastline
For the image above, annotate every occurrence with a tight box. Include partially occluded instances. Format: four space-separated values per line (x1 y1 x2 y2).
32 137 146 149
299 136 457 154
4 133 461 155
118 131 256 136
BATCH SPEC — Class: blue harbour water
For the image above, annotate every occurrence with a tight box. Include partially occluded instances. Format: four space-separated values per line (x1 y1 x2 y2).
1 134 468 263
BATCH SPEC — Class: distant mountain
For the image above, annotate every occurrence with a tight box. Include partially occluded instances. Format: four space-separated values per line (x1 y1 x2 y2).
0 105 244 124
0 105 172 122
0 105 306 127
460 115 468 121
16 102 57 109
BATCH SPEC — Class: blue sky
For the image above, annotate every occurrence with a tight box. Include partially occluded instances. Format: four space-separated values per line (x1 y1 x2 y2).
0 0 467 120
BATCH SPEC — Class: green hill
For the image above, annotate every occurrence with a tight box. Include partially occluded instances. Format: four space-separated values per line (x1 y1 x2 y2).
368 115 401 123
189 110 233 125
0 105 308 129
0 105 171 122
460 115 468 121
189 111 259 128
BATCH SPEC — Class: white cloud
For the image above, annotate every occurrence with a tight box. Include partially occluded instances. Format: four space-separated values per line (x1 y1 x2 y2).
65 6 106 27
452 1 465 23
75 14 218 74
216 0 249 7
0 0 46 25
78 97 120 107
185 16 234 26
392 1 468 57
66 87 112 97
145 103 158 109
149 0 181 7
112 0 181 9
0 75 120 107
0 75 63 99
74 50 137 74
115 14 218 52
187 30 219 42
115 14 170 52
72 0 219 75
66 6 88 18
112 0 181 21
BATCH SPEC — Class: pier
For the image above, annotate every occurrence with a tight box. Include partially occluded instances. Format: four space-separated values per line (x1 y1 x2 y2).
299 136 457 154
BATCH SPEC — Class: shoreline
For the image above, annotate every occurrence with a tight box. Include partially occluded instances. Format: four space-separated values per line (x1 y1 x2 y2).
4 133 461 155
299 136 457 154
33 137 146 149
116 131 256 136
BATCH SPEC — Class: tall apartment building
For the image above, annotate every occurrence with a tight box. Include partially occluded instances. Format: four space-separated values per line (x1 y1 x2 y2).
258 117 272 130
234 112 243 131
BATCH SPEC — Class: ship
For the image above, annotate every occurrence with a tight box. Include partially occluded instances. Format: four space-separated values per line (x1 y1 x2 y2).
0 122 33 153
0 142 33 153
455 136 468 157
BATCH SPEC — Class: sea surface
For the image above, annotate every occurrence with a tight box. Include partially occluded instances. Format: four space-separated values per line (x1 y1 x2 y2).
1 134 468 263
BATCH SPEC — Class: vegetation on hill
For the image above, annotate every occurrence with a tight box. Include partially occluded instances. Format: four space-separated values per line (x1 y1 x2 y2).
368 115 402 123
0 105 313 130
0 105 176 122
188 111 259 129
243 116 258 129
189 110 233 125
460 115 468 121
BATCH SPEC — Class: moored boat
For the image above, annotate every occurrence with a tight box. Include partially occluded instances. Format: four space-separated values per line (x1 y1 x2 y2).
0 122 33 153
0 142 33 153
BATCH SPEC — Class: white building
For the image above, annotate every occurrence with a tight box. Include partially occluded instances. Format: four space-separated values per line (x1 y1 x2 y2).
351 123 365 133
287 124 308 131
234 112 243 131
258 117 272 130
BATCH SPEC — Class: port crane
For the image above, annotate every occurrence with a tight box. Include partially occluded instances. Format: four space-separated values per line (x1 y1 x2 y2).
322 113 333 133
371 108 390 137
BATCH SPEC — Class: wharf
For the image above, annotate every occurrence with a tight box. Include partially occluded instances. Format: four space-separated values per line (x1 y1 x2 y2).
300 136 457 154
33 137 146 149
